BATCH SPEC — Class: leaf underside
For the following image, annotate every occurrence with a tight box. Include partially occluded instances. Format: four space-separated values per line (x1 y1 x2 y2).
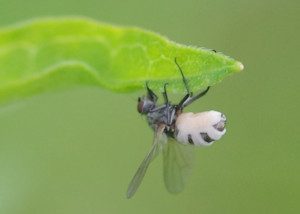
0 17 243 104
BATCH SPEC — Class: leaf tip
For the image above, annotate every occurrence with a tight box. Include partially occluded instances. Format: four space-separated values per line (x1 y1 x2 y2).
234 61 244 72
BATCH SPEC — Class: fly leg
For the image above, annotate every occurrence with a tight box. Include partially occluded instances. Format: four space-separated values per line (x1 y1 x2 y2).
181 86 210 108
162 83 169 104
175 58 193 109
162 83 173 125
147 82 168 113
174 58 210 109
146 81 158 102
175 57 191 96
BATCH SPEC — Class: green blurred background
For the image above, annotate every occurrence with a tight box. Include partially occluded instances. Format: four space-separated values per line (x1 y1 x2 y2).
0 0 299 213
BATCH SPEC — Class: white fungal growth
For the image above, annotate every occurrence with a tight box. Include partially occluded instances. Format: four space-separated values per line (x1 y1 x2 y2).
175 111 226 146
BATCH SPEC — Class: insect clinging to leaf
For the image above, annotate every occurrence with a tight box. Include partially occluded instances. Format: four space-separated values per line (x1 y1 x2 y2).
126 58 227 198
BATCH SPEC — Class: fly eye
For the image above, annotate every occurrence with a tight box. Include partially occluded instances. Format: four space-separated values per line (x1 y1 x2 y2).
137 100 144 113
137 94 156 114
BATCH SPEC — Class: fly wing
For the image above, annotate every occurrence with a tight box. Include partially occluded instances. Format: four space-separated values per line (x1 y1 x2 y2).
162 138 195 194
126 125 166 198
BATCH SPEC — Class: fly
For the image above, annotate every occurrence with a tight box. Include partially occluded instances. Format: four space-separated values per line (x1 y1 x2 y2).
127 58 227 198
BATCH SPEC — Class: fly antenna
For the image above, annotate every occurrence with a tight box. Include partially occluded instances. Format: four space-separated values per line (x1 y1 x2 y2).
174 57 191 95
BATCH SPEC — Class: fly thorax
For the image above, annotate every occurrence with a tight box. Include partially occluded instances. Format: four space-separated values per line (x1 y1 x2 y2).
147 109 167 129
175 111 226 146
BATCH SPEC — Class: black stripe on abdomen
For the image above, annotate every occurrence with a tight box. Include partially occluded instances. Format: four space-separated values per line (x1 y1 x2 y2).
200 132 215 143
188 134 194 145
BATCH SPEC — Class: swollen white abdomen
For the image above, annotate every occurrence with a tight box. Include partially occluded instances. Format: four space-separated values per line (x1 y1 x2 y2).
175 111 226 146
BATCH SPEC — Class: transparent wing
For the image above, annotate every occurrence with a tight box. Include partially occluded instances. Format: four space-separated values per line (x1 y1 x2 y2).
162 138 195 194
126 125 166 198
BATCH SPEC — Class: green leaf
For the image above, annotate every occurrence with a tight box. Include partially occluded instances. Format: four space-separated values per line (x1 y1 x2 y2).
0 17 243 104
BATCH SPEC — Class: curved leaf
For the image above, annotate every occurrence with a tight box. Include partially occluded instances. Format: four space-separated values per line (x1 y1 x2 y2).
0 17 243 103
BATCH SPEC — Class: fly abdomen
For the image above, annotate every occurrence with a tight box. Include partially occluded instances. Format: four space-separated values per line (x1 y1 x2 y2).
175 111 226 146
